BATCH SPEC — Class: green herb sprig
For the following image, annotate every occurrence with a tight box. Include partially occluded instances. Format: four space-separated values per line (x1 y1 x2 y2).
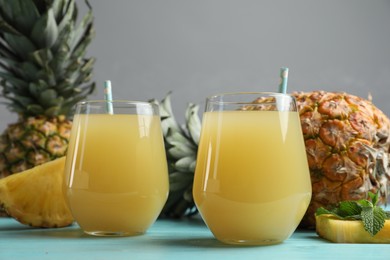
316 192 390 236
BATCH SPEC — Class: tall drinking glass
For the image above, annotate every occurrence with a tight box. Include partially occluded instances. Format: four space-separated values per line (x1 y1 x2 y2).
193 92 312 245
63 101 169 236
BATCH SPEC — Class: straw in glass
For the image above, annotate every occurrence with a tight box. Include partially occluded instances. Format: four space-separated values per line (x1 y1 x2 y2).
104 80 114 114
278 67 289 94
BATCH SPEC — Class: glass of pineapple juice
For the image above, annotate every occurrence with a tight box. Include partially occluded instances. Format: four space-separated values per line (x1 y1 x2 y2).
63 100 169 237
193 92 312 245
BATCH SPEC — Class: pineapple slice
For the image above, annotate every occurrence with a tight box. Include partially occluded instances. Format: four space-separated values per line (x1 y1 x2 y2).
0 157 73 228
316 214 390 243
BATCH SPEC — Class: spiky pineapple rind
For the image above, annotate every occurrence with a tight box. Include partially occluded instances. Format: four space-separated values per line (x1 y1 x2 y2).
0 116 71 178
291 91 390 228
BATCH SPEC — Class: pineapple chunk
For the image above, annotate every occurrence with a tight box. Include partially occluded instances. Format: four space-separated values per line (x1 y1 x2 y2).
0 157 73 228
316 214 390 243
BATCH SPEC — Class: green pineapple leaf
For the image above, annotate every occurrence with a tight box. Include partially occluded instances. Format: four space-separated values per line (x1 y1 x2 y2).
0 40 17 60
0 0 95 117
0 71 29 90
30 49 53 68
153 93 201 218
51 0 66 22
185 103 201 145
44 106 61 116
26 104 44 115
38 89 58 107
31 9 58 49
0 20 23 35
4 0 40 35
175 156 197 172
157 93 181 134
20 62 40 81
70 10 93 51
3 33 35 58
168 171 194 190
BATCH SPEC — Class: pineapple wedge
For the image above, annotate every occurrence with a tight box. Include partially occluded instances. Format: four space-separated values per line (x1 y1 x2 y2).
0 157 73 228
316 214 390 243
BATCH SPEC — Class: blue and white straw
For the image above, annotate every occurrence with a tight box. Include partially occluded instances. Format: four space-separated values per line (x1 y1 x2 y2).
104 80 114 114
278 67 289 94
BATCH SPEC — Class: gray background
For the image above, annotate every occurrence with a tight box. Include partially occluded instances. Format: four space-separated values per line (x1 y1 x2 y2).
1 0 390 130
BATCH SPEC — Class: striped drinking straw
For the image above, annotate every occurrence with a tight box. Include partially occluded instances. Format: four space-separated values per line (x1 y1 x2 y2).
277 67 289 111
278 67 289 94
104 80 114 114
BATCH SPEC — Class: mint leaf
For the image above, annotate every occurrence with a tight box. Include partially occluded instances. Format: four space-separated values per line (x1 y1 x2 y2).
361 206 386 236
361 207 375 236
368 191 378 206
357 199 373 208
373 207 387 233
315 201 362 219
315 207 333 216
315 192 389 236
337 201 361 217
315 206 362 220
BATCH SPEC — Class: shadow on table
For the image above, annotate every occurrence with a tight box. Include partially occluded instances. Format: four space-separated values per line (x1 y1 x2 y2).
293 229 320 241
156 237 285 249
0 221 91 239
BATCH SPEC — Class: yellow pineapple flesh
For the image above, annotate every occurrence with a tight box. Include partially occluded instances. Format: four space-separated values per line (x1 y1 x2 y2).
0 157 73 228
316 214 390 243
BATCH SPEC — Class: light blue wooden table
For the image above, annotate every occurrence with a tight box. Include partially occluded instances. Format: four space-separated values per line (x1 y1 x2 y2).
1 216 389 260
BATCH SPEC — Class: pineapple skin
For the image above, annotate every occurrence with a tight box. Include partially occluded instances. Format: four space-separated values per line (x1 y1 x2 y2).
316 214 390 243
0 116 71 178
293 91 390 228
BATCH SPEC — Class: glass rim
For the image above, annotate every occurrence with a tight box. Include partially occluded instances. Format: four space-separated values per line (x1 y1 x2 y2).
77 100 157 106
206 92 294 104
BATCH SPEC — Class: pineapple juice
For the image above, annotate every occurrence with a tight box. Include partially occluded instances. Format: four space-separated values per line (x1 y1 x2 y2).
64 114 169 235
193 110 312 244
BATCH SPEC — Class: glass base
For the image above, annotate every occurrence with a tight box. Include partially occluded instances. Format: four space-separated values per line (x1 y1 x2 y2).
219 238 283 246
84 230 144 237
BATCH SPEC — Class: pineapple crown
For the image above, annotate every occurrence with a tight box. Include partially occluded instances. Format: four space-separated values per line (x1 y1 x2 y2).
151 93 201 218
0 0 96 118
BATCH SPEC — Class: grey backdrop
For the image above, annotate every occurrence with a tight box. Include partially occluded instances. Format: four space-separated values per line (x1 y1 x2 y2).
1 0 390 130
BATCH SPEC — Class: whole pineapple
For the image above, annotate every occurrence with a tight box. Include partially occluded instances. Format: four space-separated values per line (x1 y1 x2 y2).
0 0 95 178
157 91 390 229
292 91 390 227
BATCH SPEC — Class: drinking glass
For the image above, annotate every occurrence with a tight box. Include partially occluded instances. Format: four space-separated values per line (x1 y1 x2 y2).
63 100 169 236
193 92 312 245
